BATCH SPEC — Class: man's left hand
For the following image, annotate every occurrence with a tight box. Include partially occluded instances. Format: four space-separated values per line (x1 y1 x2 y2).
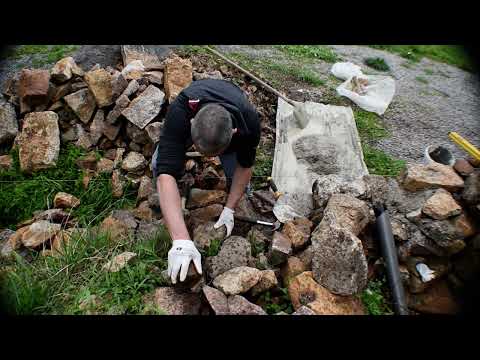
214 206 235 237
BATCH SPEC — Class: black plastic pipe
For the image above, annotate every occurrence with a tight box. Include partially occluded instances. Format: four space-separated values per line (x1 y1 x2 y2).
374 204 409 315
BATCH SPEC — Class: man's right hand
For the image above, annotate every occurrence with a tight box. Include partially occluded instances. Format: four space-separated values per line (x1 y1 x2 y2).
167 240 202 284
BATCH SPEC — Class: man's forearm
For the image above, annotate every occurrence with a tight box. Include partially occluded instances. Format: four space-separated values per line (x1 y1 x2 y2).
226 166 253 210
157 174 191 240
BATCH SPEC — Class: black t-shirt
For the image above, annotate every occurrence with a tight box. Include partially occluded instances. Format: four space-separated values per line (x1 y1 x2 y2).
154 79 261 179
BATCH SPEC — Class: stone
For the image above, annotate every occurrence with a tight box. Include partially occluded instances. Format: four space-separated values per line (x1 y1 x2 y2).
121 85 164 129
397 229 446 261
164 54 193 103
193 70 223 81
454 158 474 176
2 227 29 257
146 287 202 315
121 79 140 98
76 151 97 170
50 57 83 83
422 188 462 220
137 176 154 202
196 166 221 189
75 127 94 151
186 188 227 209
48 101 64 112
391 218 408 242
71 80 88 92
282 217 313 250
17 111 60 174
64 89 96 124
462 170 480 206
100 215 131 240
96 158 114 174
227 295 267 315
406 208 423 222
312 174 367 209
408 280 460 314
145 121 163 143
192 221 226 251
144 71 164 86
126 122 149 144
131 200 152 222
101 121 120 142
113 147 125 169
0 229 17 258
51 229 73 255
206 236 252 279
296 246 314 270
121 151 146 173
288 272 365 315
401 162 464 192
111 210 138 230
280 256 307 287
112 170 124 198
0 155 13 171
189 204 223 224
292 305 316 315
18 69 50 106
111 72 128 101
89 109 105 145
202 285 229 315
267 231 292 266
84 68 114 107
103 251 137 272
61 124 80 143
250 270 278 296
53 192 80 209
21 220 61 248
322 194 370 236
121 60 145 80
106 94 130 125
0 96 18 146
121 46 169 70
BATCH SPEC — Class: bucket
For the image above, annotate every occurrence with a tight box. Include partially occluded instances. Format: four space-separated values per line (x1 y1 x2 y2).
424 145 456 166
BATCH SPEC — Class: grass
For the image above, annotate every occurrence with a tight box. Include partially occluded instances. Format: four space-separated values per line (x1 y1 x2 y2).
0 144 136 229
364 57 390 71
6 45 80 68
368 45 474 72
415 76 429 84
424 68 434 75
258 287 294 314
0 226 172 315
252 147 274 189
203 238 222 257
275 45 339 63
361 278 394 315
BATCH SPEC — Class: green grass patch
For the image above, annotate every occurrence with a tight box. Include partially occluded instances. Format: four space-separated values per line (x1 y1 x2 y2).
361 278 394 315
368 45 474 72
6 45 79 68
354 109 390 140
362 144 406 177
203 238 222 257
275 45 339 63
0 144 136 229
258 287 294 314
252 147 274 190
415 76 429 84
0 227 172 315
423 68 434 75
364 57 390 71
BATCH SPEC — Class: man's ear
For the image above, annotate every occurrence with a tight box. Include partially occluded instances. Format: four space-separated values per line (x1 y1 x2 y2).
232 128 238 134
190 118 194 124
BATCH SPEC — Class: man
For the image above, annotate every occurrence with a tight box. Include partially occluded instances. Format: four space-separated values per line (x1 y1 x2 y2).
152 78 261 284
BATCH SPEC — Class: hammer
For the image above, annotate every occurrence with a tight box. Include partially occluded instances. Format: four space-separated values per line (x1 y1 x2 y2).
267 176 283 200
234 215 281 230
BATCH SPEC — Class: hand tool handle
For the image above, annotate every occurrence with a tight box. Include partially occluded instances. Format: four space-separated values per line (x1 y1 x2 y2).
234 215 273 226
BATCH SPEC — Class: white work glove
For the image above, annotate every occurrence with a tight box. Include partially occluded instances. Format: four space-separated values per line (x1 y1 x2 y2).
214 206 235 237
167 240 202 284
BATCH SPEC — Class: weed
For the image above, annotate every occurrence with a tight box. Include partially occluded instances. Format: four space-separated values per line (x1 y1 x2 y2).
415 76 429 84
364 57 390 71
247 232 266 258
275 45 339 63
361 277 394 315
267 62 325 86
362 143 406 177
203 238 222 257
252 147 274 189
259 287 294 314
424 68 434 75
354 109 389 141
6 45 79 67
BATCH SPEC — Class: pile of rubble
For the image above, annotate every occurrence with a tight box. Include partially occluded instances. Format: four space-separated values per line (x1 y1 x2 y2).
1 47 479 315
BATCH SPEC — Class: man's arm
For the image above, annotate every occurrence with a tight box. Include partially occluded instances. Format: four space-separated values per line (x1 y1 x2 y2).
156 174 190 241
225 165 253 210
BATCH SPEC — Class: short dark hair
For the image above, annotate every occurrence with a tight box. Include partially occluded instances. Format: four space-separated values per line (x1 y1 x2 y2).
191 103 233 156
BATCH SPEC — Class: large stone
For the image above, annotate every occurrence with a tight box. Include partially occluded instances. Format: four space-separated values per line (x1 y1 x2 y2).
422 188 462 220
227 295 267 315
111 209 138 230
103 251 137 272
267 231 292 266
126 122 149 144
17 111 60 173
121 45 167 70
121 60 145 81
250 269 278 296
18 69 50 106
312 174 367 209
121 85 164 129
84 68 114 107
53 192 80 209
192 221 226 251
0 96 18 146
64 89 96 124
136 219 164 240
111 170 124 198
100 216 131 241
103 121 121 142
106 94 130 124
454 158 474 177
137 176 154 202
408 280 460 314
186 188 227 209
145 121 163 143
1 227 29 258
193 70 223 81
111 72 128 101
202 285 230 315
282 217 313 250
144 71 164 86
147 287 202 315
96 158 114 174
288 272 365 315
292 305 317 315
75 127 94 151
296 245 314 270
206 236 251 279
321 194 370 236
89 109 105 145
121 79 140 99
50 57 83 83
21 220 61 248
121 151 146 173
397 229 447 261
462 170 480 206
189 204 223 224
384 178 435 215
280 256 307 287
132 201 153 222
0 154 13 171
0 229 16 258
401 162 464 192
164 54 192 103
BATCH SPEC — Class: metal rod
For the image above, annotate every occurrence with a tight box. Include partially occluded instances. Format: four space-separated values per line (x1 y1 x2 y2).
204 46 295 106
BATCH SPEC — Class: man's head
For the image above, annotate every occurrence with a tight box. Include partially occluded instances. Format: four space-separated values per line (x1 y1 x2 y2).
191 103 237 156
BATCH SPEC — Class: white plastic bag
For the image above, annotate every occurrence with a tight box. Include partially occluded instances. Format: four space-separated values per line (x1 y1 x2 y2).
331 62 395 115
